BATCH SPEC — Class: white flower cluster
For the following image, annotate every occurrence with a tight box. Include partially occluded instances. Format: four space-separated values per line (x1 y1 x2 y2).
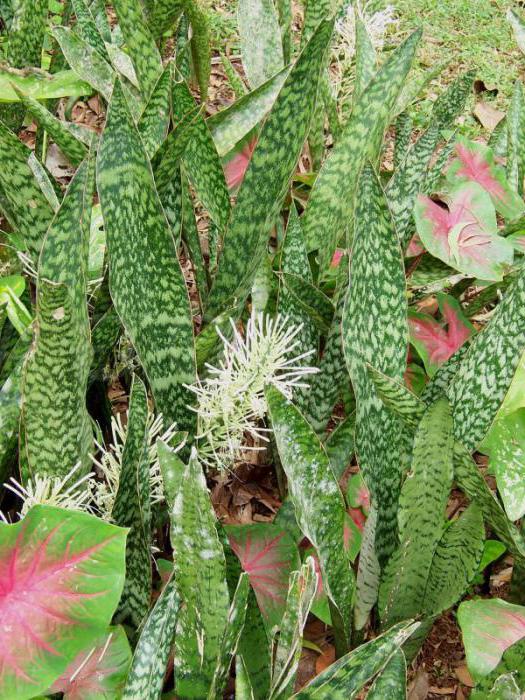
187 314 318 470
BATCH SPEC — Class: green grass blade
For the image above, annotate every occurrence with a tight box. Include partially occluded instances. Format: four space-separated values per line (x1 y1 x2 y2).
97 80 196 432
302 30 421 258
266 385 355 649
205 18 334 320
238 0 284 90
171 448 230 698
123 574 180 699
342 164 408 567
112 375 152 627
21 157 94 479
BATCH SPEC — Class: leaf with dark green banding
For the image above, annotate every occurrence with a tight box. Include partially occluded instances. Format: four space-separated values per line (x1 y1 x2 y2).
148 0 184 40
432 70 475 130
208 573 250 700
0 360 23 481
302 30 421 256
354 18 376 100
205 18 334 320
226 522 301 630
137 65 172 160
378 399 454 628
269 558 317 700
301 0 334 44
292 621 419 699
393 112 413 170
112 0 162 99
0 505 127 700
306 291 348 434
280 273 333 333
275 0 292 63
420 344 468 404
367 650 406 700
386 122 440 250
266 385 355 648
183 0 211 100
236 655 257 700
181 174 208 304
238 0 284 90
171 448 230 698
71 0 110 61
111 376 151 627
7 0 47 68
342 164 408 567
97 80 196 432
89 306 121 384
324 413 355 480
21 157 94 479
51 26 115 101
458 598 525 680
506 80 525 196
237 588 271 699
13 87 88 165
50 626 132 699
446 266 525 451
367 365 424 429
123 575 180 700
173 80 231 230
207 68 289 157
423 504 484 616
0 121 54 261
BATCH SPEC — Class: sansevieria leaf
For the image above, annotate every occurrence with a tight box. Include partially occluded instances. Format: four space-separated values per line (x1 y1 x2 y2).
21 156 94 479
366 650 406 700
97 80 196 432
112 376 152 627
342 164 408 567
266 386 355 649
302 30 421 258
205 18 334 320
238 0 284 90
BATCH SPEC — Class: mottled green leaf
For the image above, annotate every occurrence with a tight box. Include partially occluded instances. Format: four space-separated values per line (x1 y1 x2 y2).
71 0 110 61
423 503 484 615
302 30 421 257
209 574 250 700
446 267 525 451
471 637 525 699
0 68 90 103
171 448 230 698
301 0 335 44
205 18 334 320
236 655 256 700
173 80 231 230
137 64 172 160
238 0 284 89
123 575 180 700
0 360 22 481
89 306 121 383
269 558 317 700
280 273 333 333
266 385 355 648
393 112 413 170
292 621 419 699
237 588 271 700
182 0 211 100
21 157 94 479
207 68 289 157
342 164 408 566
13 86 88 165
354 18 376 100
386 122 440 250
7 0 47 68
507 80 525 196
112 376 152 627
97 80 196 432
113 0 162 99
379 399 454 628
367 365 424 429
324 413 355 479
366 650 406 700
0 120 54 261
432 70 474 130
148 0 184 40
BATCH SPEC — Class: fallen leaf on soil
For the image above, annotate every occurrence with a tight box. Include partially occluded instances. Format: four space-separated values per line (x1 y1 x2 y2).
315 646 335 675
455 665 474 687
473 102 505 132
430 686 456 695
408 668 430 700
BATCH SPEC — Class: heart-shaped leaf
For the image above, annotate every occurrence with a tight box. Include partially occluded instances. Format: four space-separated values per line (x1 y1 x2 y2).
447 138 525 220
415 183 514 281
458 598 525 679
226 523 300 629
0 505 127 699
408 293 475 376
49 626 131 699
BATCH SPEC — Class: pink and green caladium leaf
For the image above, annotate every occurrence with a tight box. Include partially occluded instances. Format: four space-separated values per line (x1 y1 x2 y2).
49 626 131 699
508 232 525 254
226 522 300 630
414 182 514 281
446 138 525 221
458 598 525 679
0 505 127 700
408 293 475 376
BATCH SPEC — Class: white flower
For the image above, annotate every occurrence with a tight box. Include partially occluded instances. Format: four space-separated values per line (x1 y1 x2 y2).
186 313 318 470
3 462 94 518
